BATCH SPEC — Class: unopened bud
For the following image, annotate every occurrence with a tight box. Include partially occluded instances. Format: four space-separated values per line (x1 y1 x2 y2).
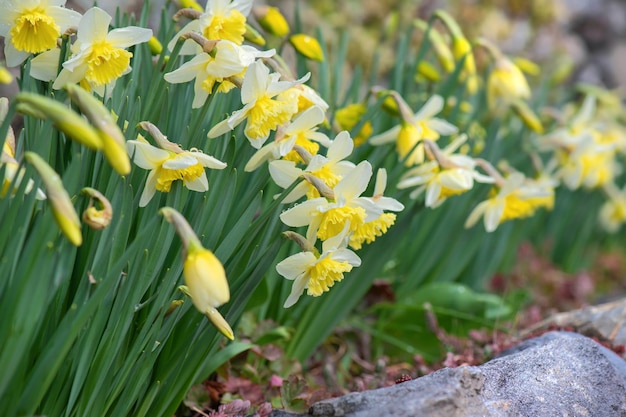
81 187 112 230
16 92 102 150
289 34 324 62
25 152 82 246
255 6 290 37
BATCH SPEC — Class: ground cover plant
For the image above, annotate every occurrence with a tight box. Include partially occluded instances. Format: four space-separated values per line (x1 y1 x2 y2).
1 0 626 415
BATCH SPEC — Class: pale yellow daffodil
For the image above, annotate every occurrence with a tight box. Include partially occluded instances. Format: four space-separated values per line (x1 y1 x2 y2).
0 0 81 67
52 7 152 95
127 122 227 207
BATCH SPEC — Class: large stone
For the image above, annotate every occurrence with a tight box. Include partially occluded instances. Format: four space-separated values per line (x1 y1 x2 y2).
273 332 626 417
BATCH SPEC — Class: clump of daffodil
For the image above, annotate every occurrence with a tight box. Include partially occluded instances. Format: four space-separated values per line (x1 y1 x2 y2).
169 0 253 54
164 34 275 108
269 130 356 203
289 34 324 62
81 187 112 230
335 103 373 146
254 5 290 38
276 225 361 308
207 61 308 148
397 135 494 207
51 7 152 94
15 92 102 150
599 183 626 233
475 38 531 112
160 207 233 340
25 151 82 246
244 105 330 171
0 0 81 67
465 168 553 233
64 84 131 175
127 121 227 207
369 91 457 166
433 10 478 94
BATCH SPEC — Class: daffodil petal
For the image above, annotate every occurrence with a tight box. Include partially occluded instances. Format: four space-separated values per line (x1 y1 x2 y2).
127 140 169 169
276 251 316 280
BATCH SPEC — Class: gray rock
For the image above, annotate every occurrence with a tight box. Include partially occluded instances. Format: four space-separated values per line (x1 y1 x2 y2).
272 332 626 417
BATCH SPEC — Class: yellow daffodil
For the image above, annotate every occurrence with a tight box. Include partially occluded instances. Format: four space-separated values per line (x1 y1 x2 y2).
207 61 308 148
279 160 382 243
160 207 233 339
0 0 81 67
599 183 626 233
465 172 552 232
276 225 361 308
350 168 404 249
127 121 227 207
269 130 356 203
169 0 253 54
245 105 330 171
164 39 274 108
369 94 457 166
397 136 494 207
52 7 152 94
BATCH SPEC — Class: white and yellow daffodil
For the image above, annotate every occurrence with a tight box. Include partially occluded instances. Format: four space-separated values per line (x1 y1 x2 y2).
207 61 308 148
276 225 361 308
164 40 275 108
269 130 356 203
350 168 404 249
279 160 381 243
370 94 457 166
599 183 626 233
397 136 494 207
245 105 330 171
169 0 253 54
127 122 227 207
465 172 552 232
52 7 152 94
0 0 81 67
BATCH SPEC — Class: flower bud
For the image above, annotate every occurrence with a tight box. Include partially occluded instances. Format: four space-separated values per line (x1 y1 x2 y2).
15 92 102 150
147 36 163 55
65 84 131 175
289 34 324 62
25 152 82 246
81 187 112 230
255 6 290 37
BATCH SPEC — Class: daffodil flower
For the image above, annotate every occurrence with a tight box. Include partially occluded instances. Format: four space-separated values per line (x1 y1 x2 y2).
164 39 275 108
127 121 227 207
0 0 81 67
599 183 626 233
369 94 457 166
276 225 361 308
279 84 329 114
397 136 494 207
269 130 356 203
52 7 152 94
207 61 309 148
279 160 382 243
465 172 551 232
349 168 404 249
245 105 330 171
169 0 253 54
